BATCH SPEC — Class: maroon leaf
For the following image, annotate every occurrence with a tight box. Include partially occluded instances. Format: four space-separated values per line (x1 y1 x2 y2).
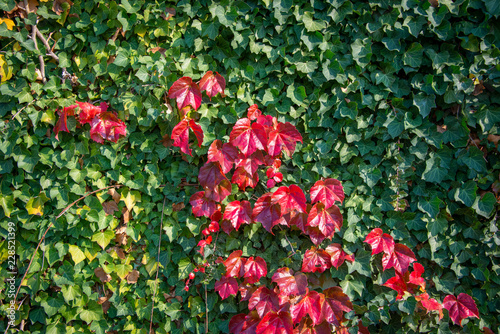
198 71 226 99
272 185 307 215
171 118 204 156
323 287 352 324
235 151 265 175
229 311 261 334
198 161 227 189
295 319 332 334
249 286 280 318
309 179 344 208
306 203 343 239
208 140 238 174
54 109 71 140
215 275 238 300
267 122 303 157
168 76 202 110
271 267 308 296
253 193 283 234
324 243 354 269
223 200 253 231
301 247 331 273
89 111 127 143
205 179 232 202
190 191 217 218
305 226 327 246
224 250 246 278
229 314 248 334
244 256 268 284
415 293 443 316
364 228 395 256
381 243 416 274
443 293 479 326
289 211 308 233
256 310 293 334
232 167 259 190
229 118 268 156
290 290 323 325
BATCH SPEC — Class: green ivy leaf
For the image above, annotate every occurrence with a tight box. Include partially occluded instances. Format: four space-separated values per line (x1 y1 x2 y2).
454 181 477 207
472 192 496 218
92 229 115 249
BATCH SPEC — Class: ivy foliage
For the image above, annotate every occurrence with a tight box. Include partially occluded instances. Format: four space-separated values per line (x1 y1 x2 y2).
0 0 499 333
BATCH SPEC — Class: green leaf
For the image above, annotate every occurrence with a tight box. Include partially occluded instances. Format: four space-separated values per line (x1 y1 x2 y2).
398 296 416 314
40 297 64 317
454 181 477 207
61 285 82 303
91 229 115 249
347 249 371 276
115 263 133 279
427 217 447 236
422 157 447 183
296 61 318 74
472 192 496 217
0 194 15 217
79 301 104 324
178 257 194 280
351 38 372 66
68 245 86 265
403 42 423 67
340 277 364 299
484 0 500 16
26 193 49 216
460 147 486 173
418 196 442 217
413 93 436 118
302 12 326 32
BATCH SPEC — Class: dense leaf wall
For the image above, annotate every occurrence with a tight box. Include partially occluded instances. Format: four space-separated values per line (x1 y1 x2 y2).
0 0 499 333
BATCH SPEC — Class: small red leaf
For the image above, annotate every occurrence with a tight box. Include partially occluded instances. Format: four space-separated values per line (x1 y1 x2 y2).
235 150 265 175
168 76 202 110
256 310 293 334
323 287 352 324
214 275 238 300
272 185 307 215
199 71 226 99
54 109 71 140
364 228 395 256
306 203 343 239
171 118 204 156
309 179 344 208
267 122 303 157
415 293 443 318
198 161 228 189
190 191 217 218
247 104 262 120
289 211 308 233
253 193 283 234
224 250 246 278
208 140 238 174
89 111 127 143
290 290 323 325
305 226 327 246
383 273 408 300
76 101 106 125
232 167 259 190
301 247 331 273
272 267 308 297
249 286 280 318
381 243 416 274
244 256 268 284
229 118 268 156
408 262 426 290
223 200 253 231
443 293 479 326
205 179 232 202
324 243 354 269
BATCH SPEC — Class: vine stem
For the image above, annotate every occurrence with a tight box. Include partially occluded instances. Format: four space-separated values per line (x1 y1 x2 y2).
4 184 122 334
149 197 166 334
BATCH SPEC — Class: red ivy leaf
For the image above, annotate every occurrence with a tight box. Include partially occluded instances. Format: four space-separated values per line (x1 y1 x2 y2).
171 118 204 156
301 247 331 273
309 179 344 208
229 311 261 334
253 193 283 234
364 228 395 256
89 112 127 143
415 293 443 318
271 267 308 297
323 287 353 324
382 243 416 274
267 122 303 157
229 118 268 156
239 284 259 302
229 314 247 334
168 76 202 110
190 191 217 218
54 109 71 140
290 290 323 325
383 272 408 300
199 71 226 99
224 250 246 278
232 167 259 190
199 161 227 189
324 243 354 269
76 101 106 124
305 226 327 246
214 275 238 300
256 310 293 334
443 293 479 326
205 179 232 202
247 104 262 120
272 185 307 215
235 150 265 175
306 203 343 239
289 211 308 233
207 140 238 174
295 320 332 334
244 256 268 284
408 262 426 290
249 286 280 318
223 200 253 231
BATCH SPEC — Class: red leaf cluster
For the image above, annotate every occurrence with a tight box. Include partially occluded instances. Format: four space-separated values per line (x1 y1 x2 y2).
53 102 126 143
301 244 354 273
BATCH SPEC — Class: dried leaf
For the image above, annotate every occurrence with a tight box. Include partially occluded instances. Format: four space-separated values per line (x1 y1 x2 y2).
473 81 484 96
436 125 447 133
95 267 112 283
52 0 73 15
108 188 121 203
126 270 140 284
172 202 185 212
487 134 500 148
102 201 119 215
114 247 126 260
163 8 176 20
122 207 130 224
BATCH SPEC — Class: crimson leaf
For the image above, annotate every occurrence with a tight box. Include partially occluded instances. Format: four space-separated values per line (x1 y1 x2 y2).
168 76 202 110
198 71 226 99
235 150 265 175
249 286 279 318
301 247 331 273
252 193 282 234
271 267 308 297
364 228 395 255
306 203 343 239
214 275 238 300
267 122 303 157
224 250 246 278
256 310 293 334
198 161 227 189
171 118 203 156
309 178 344 208
207 140 238 174
229 118 267 156
324 243 354 269
381 243 416 274
223 200 252 231
244 256 268 284
290 290 323 325
232 167 259 190
272 185 307 215
190 191 217 218
443 293 479 326
89 111 127 143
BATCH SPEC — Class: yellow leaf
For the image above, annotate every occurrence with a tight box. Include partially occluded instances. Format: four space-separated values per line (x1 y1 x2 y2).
26 193 49 216
0 18 15 30
68 245 86 265
120 188 141 211
0 54 13 83
13 42 21 52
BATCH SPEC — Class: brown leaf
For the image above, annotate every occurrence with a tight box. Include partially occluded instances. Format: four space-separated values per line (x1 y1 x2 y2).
115 226 128 245
160 134 173 148
126 270 140 284
172 202 185 212
98 298 110 314
149 47 167 56
52 0 73 15
437 125 447 133
108 188 121 203
122 206 130 224
473 81 484 96
429 0 438 7
103 201 119 215
114 247 126 260
94 267 111 283
163 8 176 20
107 55 116 65
487 134 500 148
28 0 39 12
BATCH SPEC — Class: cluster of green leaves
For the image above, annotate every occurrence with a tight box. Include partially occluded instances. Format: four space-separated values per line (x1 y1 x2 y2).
0 0 499 333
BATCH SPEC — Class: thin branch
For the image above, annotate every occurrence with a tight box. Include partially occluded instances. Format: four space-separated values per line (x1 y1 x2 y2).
149 197 166 334
35 30 59 62
11 100 35 120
